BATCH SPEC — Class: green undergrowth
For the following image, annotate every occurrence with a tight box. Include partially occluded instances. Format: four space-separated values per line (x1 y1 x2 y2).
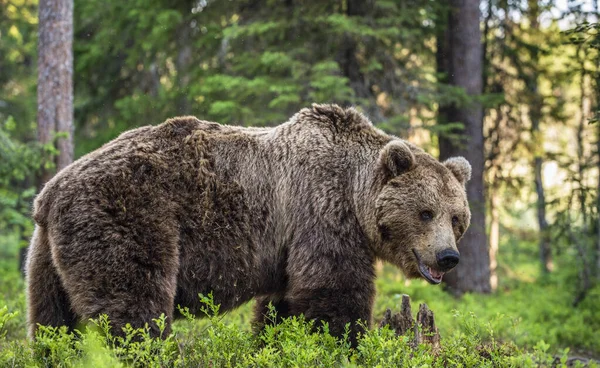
1 293 593 368
1 237 599 366
376 265 600 356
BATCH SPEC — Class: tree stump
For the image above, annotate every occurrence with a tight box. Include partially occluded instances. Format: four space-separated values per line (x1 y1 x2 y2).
379 294 441 352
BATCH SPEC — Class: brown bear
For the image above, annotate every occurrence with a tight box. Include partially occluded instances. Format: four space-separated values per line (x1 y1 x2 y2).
26 104 471 345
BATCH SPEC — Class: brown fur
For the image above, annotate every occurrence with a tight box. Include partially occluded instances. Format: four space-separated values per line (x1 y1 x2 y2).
26 104 471 345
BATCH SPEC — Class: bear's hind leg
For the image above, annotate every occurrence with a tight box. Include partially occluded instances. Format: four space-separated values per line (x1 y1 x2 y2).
26 226 78 339
95 290 176 339
71 258 179 339
52 219 181 340
65 264 179 339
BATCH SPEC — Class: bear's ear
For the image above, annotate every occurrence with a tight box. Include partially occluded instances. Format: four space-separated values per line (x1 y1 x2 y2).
378 140 415 179
443 157 471 186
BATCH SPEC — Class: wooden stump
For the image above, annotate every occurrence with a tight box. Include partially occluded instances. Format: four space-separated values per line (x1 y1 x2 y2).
379 294 441 352
415 302 440 350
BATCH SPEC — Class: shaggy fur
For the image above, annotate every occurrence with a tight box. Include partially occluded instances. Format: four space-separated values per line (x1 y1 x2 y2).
26 104 471 345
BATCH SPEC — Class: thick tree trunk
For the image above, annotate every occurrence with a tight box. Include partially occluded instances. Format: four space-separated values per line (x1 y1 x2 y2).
37 0 74 185
336 0 385 122
437 0 490 294
339 0 369 97
25 0 74 275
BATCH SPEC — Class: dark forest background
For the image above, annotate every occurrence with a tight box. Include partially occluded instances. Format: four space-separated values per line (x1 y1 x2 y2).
1 0 600 365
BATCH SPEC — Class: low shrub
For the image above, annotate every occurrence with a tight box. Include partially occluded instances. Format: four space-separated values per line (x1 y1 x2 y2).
1 293 596 368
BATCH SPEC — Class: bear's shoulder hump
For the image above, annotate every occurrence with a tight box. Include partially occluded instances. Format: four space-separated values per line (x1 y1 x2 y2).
296 104 373 132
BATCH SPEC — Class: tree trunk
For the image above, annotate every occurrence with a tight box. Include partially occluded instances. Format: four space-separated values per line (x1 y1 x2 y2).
597 120 600 281
176 21 192 116
38 0 74 186
437 0 491 294
572 47 593 305
336 0 385 122
526 0 552 275
535 155 552 273
595 0 600 283
577 67 590 229
25 0 74 275
489 187 499 291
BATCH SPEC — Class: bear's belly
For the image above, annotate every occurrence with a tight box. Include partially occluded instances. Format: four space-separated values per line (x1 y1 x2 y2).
171 171 283 316
172 222 266 316
174 256 259 315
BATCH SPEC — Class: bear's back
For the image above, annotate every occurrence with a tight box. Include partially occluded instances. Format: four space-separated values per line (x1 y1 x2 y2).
32 117 237 227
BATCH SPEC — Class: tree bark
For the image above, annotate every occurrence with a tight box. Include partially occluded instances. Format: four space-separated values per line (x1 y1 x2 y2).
437 0 491 294
336 0 385 122
571 46 593 305
489 188 499 291
176 20 193 116
577 67 590 229
338 0 370 99
38 0 74 186
595 0 600 284
26 0 74 275
534 155 552 272
597 120 600 281
525 0 552 275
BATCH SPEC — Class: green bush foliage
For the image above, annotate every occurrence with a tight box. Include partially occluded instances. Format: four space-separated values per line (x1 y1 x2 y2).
0 234 599 367
0 116 57 261
2 294 595 368
0 269 597 368
0 117 43 246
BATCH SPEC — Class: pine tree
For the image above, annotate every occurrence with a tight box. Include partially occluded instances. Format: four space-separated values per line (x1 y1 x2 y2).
437 0 491 294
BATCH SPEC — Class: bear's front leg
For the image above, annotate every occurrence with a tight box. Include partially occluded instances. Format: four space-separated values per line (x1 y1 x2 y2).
285 252 376 347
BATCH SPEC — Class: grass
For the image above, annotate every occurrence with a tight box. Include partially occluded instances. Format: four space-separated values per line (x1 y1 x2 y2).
0 231 599 367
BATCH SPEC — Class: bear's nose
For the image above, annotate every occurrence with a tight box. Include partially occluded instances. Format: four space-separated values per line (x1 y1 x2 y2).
436 249 460 271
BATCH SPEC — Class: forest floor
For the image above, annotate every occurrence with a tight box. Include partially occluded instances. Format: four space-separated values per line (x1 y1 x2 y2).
0 233 599 367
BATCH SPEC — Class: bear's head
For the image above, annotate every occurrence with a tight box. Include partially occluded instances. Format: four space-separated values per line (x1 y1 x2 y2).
373 140 471 284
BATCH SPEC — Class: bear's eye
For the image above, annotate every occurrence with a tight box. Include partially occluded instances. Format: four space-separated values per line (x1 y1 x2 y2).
452 216 459 226
420 210 434 222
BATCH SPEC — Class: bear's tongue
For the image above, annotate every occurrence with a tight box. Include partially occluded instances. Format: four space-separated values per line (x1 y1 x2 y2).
428 267 444 281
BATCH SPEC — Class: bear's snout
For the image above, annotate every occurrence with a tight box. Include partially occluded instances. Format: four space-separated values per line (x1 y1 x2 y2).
436 249 460 271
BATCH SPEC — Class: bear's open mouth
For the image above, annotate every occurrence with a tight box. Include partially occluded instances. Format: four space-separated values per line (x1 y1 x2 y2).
412 249 444 284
